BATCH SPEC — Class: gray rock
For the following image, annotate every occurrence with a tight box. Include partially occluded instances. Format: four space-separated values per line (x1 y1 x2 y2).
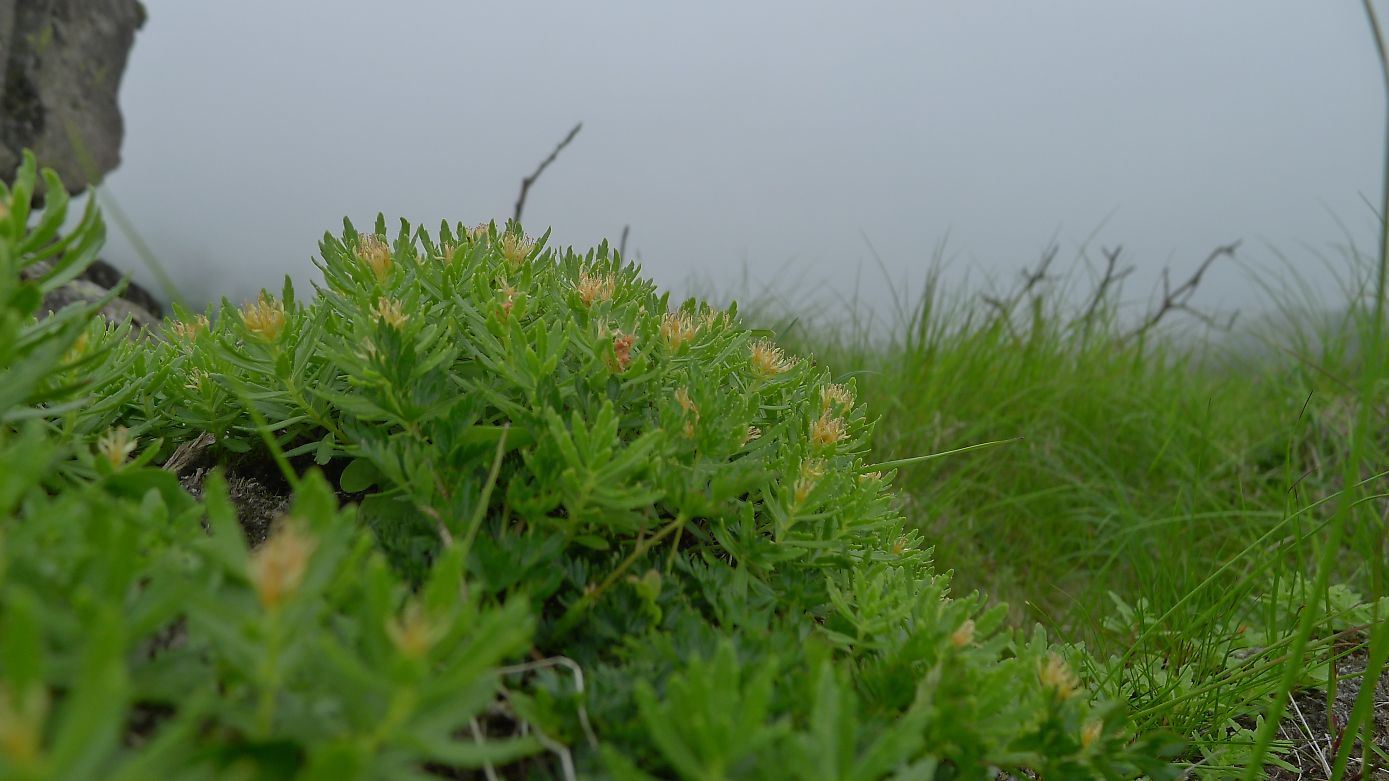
21 256 162 331
0 0 146 198
77 256 164 319
2 1 162 329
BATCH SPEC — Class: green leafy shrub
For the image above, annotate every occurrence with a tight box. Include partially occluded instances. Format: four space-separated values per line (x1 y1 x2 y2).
1 152 1180 779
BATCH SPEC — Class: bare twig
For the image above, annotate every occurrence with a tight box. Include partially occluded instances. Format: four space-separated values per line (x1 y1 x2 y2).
1072 245 1134 334
618 224 630 258
514 122 583 224
978 294 1021 343
497 655 599 749
1123 241 1240 343
161 431 216 476
1012 244 1059 316
1019 245 1058 296
468 719 503 781
976 244 1059 342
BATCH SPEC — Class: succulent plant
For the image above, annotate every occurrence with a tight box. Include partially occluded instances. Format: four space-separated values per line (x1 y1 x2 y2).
0 151 1181 780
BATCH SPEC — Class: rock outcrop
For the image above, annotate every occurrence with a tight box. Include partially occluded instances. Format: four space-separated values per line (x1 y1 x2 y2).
20 257 163 329
1 0 146 197
2 1 160 327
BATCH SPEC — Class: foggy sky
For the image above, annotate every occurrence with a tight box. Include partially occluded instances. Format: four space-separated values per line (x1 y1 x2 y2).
95 1 1387 329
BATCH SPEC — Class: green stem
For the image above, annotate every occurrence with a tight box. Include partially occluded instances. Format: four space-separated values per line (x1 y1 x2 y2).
289 383 348 444
553 513 687 638
1244 5 1389 776
256 613 283 737
233 379 300 490
858 436 1021 473
457 424 510 564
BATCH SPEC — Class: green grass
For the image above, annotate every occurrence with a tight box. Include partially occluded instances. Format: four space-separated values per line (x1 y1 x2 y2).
10 144 1388 775
720 242 1389 776
58 120 1389 775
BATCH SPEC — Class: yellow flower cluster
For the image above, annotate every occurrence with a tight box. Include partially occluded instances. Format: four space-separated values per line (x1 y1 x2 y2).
750 339 795 377
1081 720 1103 751
1038 653 1080 699
660 311 699 350
950 619 975 648
170 314 210 342
241 293 286 341
497 283 518 320
249 520 317 611
96 426 138 468
576 272 616 306
63 331 90 365
820 383 854 413
370 296 408 329
0 683 46 764
675 387 700 438
500 233 533 269
794 458 827 506
355 234 392 283
809 413 847 448
385 600 444 660
185 368 210 393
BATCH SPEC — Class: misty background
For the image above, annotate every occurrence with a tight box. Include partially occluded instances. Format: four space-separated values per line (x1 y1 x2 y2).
93 1 1386 332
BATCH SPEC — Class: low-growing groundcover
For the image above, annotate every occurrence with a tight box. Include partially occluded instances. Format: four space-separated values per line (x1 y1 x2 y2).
0 156 1199 779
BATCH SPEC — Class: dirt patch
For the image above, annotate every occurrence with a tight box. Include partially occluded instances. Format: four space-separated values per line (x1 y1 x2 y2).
1264 636 1389 781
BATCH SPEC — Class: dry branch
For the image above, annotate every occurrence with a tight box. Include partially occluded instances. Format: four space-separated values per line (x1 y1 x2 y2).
513 122 583 224
1123 241 1240 343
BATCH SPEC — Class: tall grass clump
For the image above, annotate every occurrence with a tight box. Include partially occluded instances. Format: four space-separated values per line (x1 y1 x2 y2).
728 228 1388 776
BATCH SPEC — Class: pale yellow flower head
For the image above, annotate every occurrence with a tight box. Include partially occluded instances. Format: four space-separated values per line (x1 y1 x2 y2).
1039 653 1080 699
500 233 533 269
793 458 827 505
249 520 317 610
675 388 700 437
660 311 700 351
185 368 211 393
576 272 616 306
385 600 445 660
700 308 733 330
674 387 698 415
820 383 854 413
950 619 976 648
63 331 90 364
750 339 795 377
810 413 848 448
370 296 409 329
0 683 47 765
241 293 286 342
355 234 393 283
96 426 138 468
170 314 210 342
1081 720 1103 751
497 283 518 320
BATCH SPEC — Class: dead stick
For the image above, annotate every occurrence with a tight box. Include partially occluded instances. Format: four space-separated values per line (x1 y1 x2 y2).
514 122 583 224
